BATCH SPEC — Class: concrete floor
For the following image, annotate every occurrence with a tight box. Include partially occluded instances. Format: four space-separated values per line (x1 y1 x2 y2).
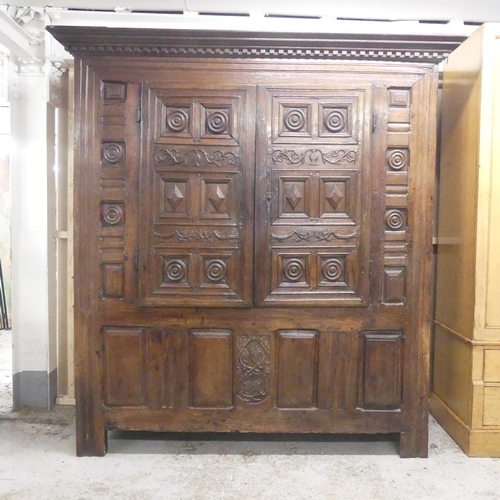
1 329 500 500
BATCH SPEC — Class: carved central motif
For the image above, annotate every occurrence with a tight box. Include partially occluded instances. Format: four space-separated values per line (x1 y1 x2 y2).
155 148 239 168
237 336 270 404
272 149 357 166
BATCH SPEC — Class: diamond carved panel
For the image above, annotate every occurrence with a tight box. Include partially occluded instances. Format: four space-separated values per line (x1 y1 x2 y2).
161 180 188 217
279 177 309 218
202 181 230 218
325 184 344 211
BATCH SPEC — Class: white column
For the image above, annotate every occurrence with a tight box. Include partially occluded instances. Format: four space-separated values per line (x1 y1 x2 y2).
10 56 55 409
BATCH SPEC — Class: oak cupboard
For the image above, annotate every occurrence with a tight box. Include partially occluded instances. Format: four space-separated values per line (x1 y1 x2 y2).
431 24 500 457
48 26 464 457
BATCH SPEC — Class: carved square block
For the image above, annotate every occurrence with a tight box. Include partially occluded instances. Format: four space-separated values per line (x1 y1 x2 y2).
320 106 349 135
162 257 189 285
101 203 125 227
383 267 405 304
388 88 411 108
203 257 229 285
102 81 126 101
274 100 313 140
386 148 409 171
385 209 406 231
319 256 346 285
102 141 126 167
202 106 231 136
165 107 191 134
280 255 309 286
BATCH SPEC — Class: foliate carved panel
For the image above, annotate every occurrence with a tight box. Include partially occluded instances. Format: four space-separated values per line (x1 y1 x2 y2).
237 336 271 405
155 148 239 168
271 148 358 167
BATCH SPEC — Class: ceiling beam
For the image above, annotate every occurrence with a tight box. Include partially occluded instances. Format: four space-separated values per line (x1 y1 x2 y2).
0 7 43 59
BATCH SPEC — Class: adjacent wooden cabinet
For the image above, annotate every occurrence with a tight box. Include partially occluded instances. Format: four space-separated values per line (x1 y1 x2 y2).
48 26 464 457
432 24 500 457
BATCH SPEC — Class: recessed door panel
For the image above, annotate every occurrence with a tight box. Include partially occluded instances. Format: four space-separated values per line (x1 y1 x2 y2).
138 86 255 307
255 86 372 306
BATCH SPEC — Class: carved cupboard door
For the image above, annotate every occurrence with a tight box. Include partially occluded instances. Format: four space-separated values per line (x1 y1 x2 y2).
138 85 255 307
255 86 372 306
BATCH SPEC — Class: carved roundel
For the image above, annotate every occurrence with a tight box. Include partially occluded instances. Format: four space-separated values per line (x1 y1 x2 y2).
322 258 344 282
101 203 124 226
284 109 306 132
387 149 408 170
283 258 305 282
385 209 406 230
205 259 227 283
102 142 125 165
164 259 187 282
206 110 228 134
166 109 189 132
324 109 346 133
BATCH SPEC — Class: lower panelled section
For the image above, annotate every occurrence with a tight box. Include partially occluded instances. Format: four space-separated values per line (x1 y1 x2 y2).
101 325 404 433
